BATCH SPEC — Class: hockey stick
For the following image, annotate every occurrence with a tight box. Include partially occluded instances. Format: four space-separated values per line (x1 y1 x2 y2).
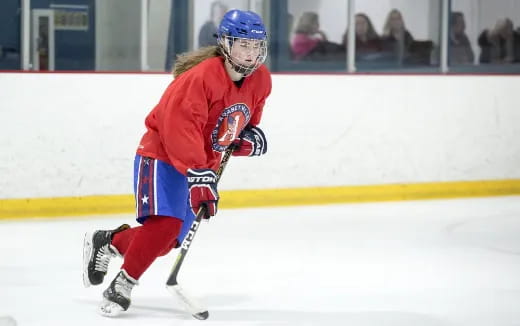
166 146 234 320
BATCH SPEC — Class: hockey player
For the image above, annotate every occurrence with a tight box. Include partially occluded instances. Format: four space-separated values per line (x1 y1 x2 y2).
82 9 271 316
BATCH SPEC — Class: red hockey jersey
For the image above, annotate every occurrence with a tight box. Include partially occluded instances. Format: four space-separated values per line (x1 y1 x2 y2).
136 56 272 174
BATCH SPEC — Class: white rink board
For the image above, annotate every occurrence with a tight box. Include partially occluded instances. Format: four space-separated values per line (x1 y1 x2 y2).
0 72 519 198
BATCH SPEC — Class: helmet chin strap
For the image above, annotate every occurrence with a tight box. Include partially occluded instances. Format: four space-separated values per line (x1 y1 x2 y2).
223 60 244 80
230 60 256 76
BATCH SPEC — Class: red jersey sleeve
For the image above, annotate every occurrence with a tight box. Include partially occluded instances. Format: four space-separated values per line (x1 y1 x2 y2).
249 66 272 127
157 75 210 174
249 98 265 127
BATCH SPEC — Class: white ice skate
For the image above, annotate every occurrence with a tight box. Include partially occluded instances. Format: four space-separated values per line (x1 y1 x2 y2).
99 270 138 317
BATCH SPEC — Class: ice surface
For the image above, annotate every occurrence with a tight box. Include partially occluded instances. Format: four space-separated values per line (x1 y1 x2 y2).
1 196 519 326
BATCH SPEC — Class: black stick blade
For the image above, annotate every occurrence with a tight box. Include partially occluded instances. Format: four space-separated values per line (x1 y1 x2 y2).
193 311 209 320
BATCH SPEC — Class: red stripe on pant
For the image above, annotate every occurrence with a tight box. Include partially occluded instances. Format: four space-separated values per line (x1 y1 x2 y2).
136 157 147 218
148 159 155 216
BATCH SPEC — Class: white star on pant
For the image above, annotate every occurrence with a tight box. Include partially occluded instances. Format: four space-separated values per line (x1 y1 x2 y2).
141 195 149 205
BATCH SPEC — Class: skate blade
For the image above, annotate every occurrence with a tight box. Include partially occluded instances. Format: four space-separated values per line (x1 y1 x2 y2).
99 299 124 317
82 231 94 288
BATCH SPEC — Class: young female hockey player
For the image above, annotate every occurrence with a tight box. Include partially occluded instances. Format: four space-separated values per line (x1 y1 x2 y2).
82 9 271 316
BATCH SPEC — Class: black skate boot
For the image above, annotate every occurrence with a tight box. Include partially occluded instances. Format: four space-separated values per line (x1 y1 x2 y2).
82 224 130 287
99 270 138 317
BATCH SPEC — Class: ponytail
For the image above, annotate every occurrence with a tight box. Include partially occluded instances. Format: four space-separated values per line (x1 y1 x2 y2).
172 45 223 78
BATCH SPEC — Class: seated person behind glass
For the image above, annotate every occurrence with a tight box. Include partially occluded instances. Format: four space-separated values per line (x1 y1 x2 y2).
478 18 520 63
449 12 474 64
380 9 414 63
198 1 228 48
291 12 342 61
342 13 383 61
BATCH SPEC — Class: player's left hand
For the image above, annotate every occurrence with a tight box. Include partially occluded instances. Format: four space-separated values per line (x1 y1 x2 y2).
232 126 267 157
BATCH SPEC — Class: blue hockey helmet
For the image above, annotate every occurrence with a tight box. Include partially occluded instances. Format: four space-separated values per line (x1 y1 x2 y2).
217 9 268 76
218 9 267 40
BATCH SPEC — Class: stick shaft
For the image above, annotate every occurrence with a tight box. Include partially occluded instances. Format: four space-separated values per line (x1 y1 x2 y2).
166 147 233 286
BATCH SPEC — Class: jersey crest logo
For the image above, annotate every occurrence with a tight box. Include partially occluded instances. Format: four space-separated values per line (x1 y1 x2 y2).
211 103 251 152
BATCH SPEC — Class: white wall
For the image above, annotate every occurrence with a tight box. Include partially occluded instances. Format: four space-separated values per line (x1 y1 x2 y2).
147 0 171 71
95 0 141 71
95 0 172 71
0 72 519 199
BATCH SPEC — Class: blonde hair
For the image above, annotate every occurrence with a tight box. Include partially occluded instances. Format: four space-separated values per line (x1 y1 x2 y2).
294 12 319 34
172 45 223 78
383 9 406 36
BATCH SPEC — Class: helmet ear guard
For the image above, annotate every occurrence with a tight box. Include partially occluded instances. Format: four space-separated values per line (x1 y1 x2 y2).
217 9 268 76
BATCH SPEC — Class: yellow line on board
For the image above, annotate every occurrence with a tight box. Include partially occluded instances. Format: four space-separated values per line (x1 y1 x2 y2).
0 179 519 220
0 195 135 219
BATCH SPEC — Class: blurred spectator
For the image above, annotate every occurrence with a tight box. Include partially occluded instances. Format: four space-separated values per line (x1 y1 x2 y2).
380 9 414 63
449 12 474 64
198 1 228 48
291 12 342 61
342 13 382 61
478 18 520 63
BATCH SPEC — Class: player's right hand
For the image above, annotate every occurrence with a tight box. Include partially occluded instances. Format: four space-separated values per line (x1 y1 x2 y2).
187 168 219 218
232 126 267 157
